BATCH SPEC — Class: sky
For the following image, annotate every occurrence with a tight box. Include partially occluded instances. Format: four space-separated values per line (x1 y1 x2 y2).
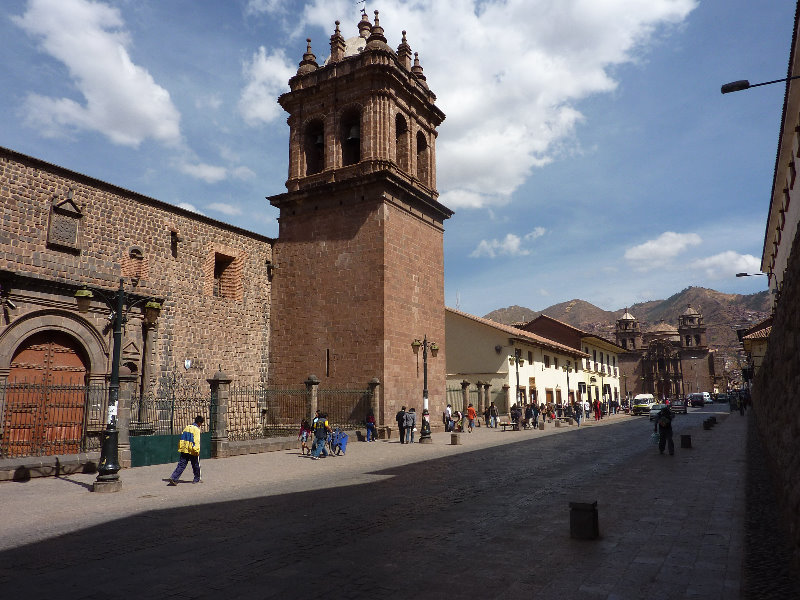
0 0 792 317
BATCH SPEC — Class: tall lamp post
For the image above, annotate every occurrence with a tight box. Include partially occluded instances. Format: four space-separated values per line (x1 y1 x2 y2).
721 75 800 94
411 335 438 443
509 349 524 406
562 364 572 407
75 278 161 492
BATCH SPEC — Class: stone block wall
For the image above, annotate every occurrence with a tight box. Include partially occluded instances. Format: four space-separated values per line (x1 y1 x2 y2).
0 147 273 389
752 223 800 569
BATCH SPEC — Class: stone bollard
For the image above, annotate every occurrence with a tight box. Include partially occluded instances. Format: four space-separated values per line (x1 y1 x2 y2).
569 501 599 540
451 433 462 445
703 419 712 430
539 422 545 430
568 418 574 425
709 416 717 425
555 420 561 428
681 434 692 448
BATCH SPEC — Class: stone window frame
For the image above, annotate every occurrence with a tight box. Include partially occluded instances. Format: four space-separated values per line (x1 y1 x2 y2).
303 117 325 175
46 190 83 253
340 105 362 167
204 246 244 302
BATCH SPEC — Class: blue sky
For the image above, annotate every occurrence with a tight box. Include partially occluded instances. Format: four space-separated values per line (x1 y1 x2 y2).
1 0 791 316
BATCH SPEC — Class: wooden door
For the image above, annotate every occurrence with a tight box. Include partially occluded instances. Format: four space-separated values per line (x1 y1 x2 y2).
3 332 88 457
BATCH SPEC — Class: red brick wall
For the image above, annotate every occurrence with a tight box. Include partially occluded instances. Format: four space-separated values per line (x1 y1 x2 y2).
0 148 273 388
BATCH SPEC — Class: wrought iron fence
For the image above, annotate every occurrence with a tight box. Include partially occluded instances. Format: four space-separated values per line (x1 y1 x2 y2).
130 369 209 436
0 381 107 458
227 386 307 440
318 388 372 430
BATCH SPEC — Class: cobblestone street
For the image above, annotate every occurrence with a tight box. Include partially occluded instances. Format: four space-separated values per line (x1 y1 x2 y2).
0 407 796 599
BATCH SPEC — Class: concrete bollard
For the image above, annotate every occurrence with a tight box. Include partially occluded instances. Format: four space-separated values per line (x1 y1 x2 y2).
569 501 599 540
450 433 462 445
539 422 545 430
681 434 692 448
555 420 561 428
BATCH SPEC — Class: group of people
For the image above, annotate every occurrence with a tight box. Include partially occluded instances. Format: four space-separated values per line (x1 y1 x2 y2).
296 410 333 459
395 406 417 443
443 403 478 432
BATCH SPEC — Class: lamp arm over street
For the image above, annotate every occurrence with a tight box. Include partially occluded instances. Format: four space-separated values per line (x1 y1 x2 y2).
721 74 800 94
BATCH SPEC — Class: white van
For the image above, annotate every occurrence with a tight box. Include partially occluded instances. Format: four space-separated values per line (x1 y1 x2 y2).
631 393 656 415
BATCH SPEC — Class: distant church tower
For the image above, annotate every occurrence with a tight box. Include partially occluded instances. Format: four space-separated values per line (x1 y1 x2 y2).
267 12 453 426
615 309 642 351
678 304 706 348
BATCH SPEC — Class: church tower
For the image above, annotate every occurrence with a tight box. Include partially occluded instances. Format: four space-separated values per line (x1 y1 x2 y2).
267 12 453 427
615 309 642 351
678 304 707 348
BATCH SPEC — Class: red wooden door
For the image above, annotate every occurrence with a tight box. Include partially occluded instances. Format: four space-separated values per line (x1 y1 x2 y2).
3 332 88 457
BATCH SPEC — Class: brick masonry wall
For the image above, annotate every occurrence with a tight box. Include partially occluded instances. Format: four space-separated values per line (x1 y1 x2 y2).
751 222 800 569
0 148 273 389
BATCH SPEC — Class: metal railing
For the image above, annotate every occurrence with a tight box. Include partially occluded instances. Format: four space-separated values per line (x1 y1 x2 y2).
227 386 307 440
318 388 372 430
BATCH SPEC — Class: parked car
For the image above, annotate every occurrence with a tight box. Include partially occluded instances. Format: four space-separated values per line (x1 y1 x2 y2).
702 392 712 404
632 393 657 416
688 393 705 407
715 393 729 403
649 404 667 421
669 398 687 414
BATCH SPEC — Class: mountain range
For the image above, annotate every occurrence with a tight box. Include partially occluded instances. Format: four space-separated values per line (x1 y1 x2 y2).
483 286 771 368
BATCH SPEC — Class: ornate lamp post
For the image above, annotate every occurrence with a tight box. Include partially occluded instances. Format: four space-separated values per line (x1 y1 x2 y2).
75 278 161 492
509 349 524 406
411 335 438 443
562 364 572 407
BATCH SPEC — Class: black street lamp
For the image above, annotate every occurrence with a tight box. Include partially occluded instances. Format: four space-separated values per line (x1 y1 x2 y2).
411 335 438 443
721 75 800 94
75 278 161 492
735 272 767 277
562 364 572 407
509 349 524 406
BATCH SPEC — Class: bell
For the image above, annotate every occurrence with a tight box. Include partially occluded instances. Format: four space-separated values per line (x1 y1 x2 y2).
314 134 324 147
346 124 360 141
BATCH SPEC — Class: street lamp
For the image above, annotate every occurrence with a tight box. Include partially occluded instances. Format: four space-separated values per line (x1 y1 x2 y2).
509 349 524 406
562 364 572 408
411 335 438 443
75 278 161 492
721 75 800 94
735 272 767 277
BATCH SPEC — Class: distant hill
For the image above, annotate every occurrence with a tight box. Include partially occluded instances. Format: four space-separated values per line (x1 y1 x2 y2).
483 286 771 366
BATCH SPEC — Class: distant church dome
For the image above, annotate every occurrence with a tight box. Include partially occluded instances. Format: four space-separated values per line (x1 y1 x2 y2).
682 304 699 316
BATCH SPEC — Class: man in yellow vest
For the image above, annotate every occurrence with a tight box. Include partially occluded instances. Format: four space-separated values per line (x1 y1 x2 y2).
168 415 204 485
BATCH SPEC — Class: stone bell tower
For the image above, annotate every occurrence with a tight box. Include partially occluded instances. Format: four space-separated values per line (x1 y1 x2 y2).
267 11 453 427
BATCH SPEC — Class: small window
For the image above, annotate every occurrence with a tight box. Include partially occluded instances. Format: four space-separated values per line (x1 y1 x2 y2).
395 114 409 172
213 253 236 299
527 351 533 364
544 355 550 368
554 357 559 370
694 335 701 346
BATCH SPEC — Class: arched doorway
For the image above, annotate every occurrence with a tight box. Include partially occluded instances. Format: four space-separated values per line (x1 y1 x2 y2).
2 331 89 457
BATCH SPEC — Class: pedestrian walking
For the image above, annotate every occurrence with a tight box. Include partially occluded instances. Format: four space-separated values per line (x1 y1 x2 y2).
443 404 453 432
396 406 407 443
404 407 416 443
532 403 540 428
574 401 583 426
168 415 204 485
524 403 533 429
467 403 477 432
311 412 331 459
654 405 674 455
365 412 377 442
298 418 312 455
489 402 499 428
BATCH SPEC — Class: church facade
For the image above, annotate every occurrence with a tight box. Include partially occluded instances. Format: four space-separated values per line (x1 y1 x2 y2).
615 305 716 400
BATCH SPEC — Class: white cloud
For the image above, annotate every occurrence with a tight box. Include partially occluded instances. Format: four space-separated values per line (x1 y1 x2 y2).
525 227 547 241
239 47 295 125
624 231 701 267
300 0 697 208
690 251 761 279
207 202 243 216
245 0 287 15
12 0 181 148
177 161 228 183
177 202 204 214
470 233 530 258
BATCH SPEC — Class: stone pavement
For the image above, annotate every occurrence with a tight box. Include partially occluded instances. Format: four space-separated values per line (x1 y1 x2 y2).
0 407 796 599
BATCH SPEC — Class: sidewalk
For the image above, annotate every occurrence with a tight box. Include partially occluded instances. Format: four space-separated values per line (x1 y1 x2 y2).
3 408 792 599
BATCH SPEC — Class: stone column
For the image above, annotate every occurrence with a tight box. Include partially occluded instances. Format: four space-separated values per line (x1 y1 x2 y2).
369 377 381 424
483 382 491 415
208 369 232 458
117 366 137 469
305 374 320 422
460 380 470 413
502 384 511 415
